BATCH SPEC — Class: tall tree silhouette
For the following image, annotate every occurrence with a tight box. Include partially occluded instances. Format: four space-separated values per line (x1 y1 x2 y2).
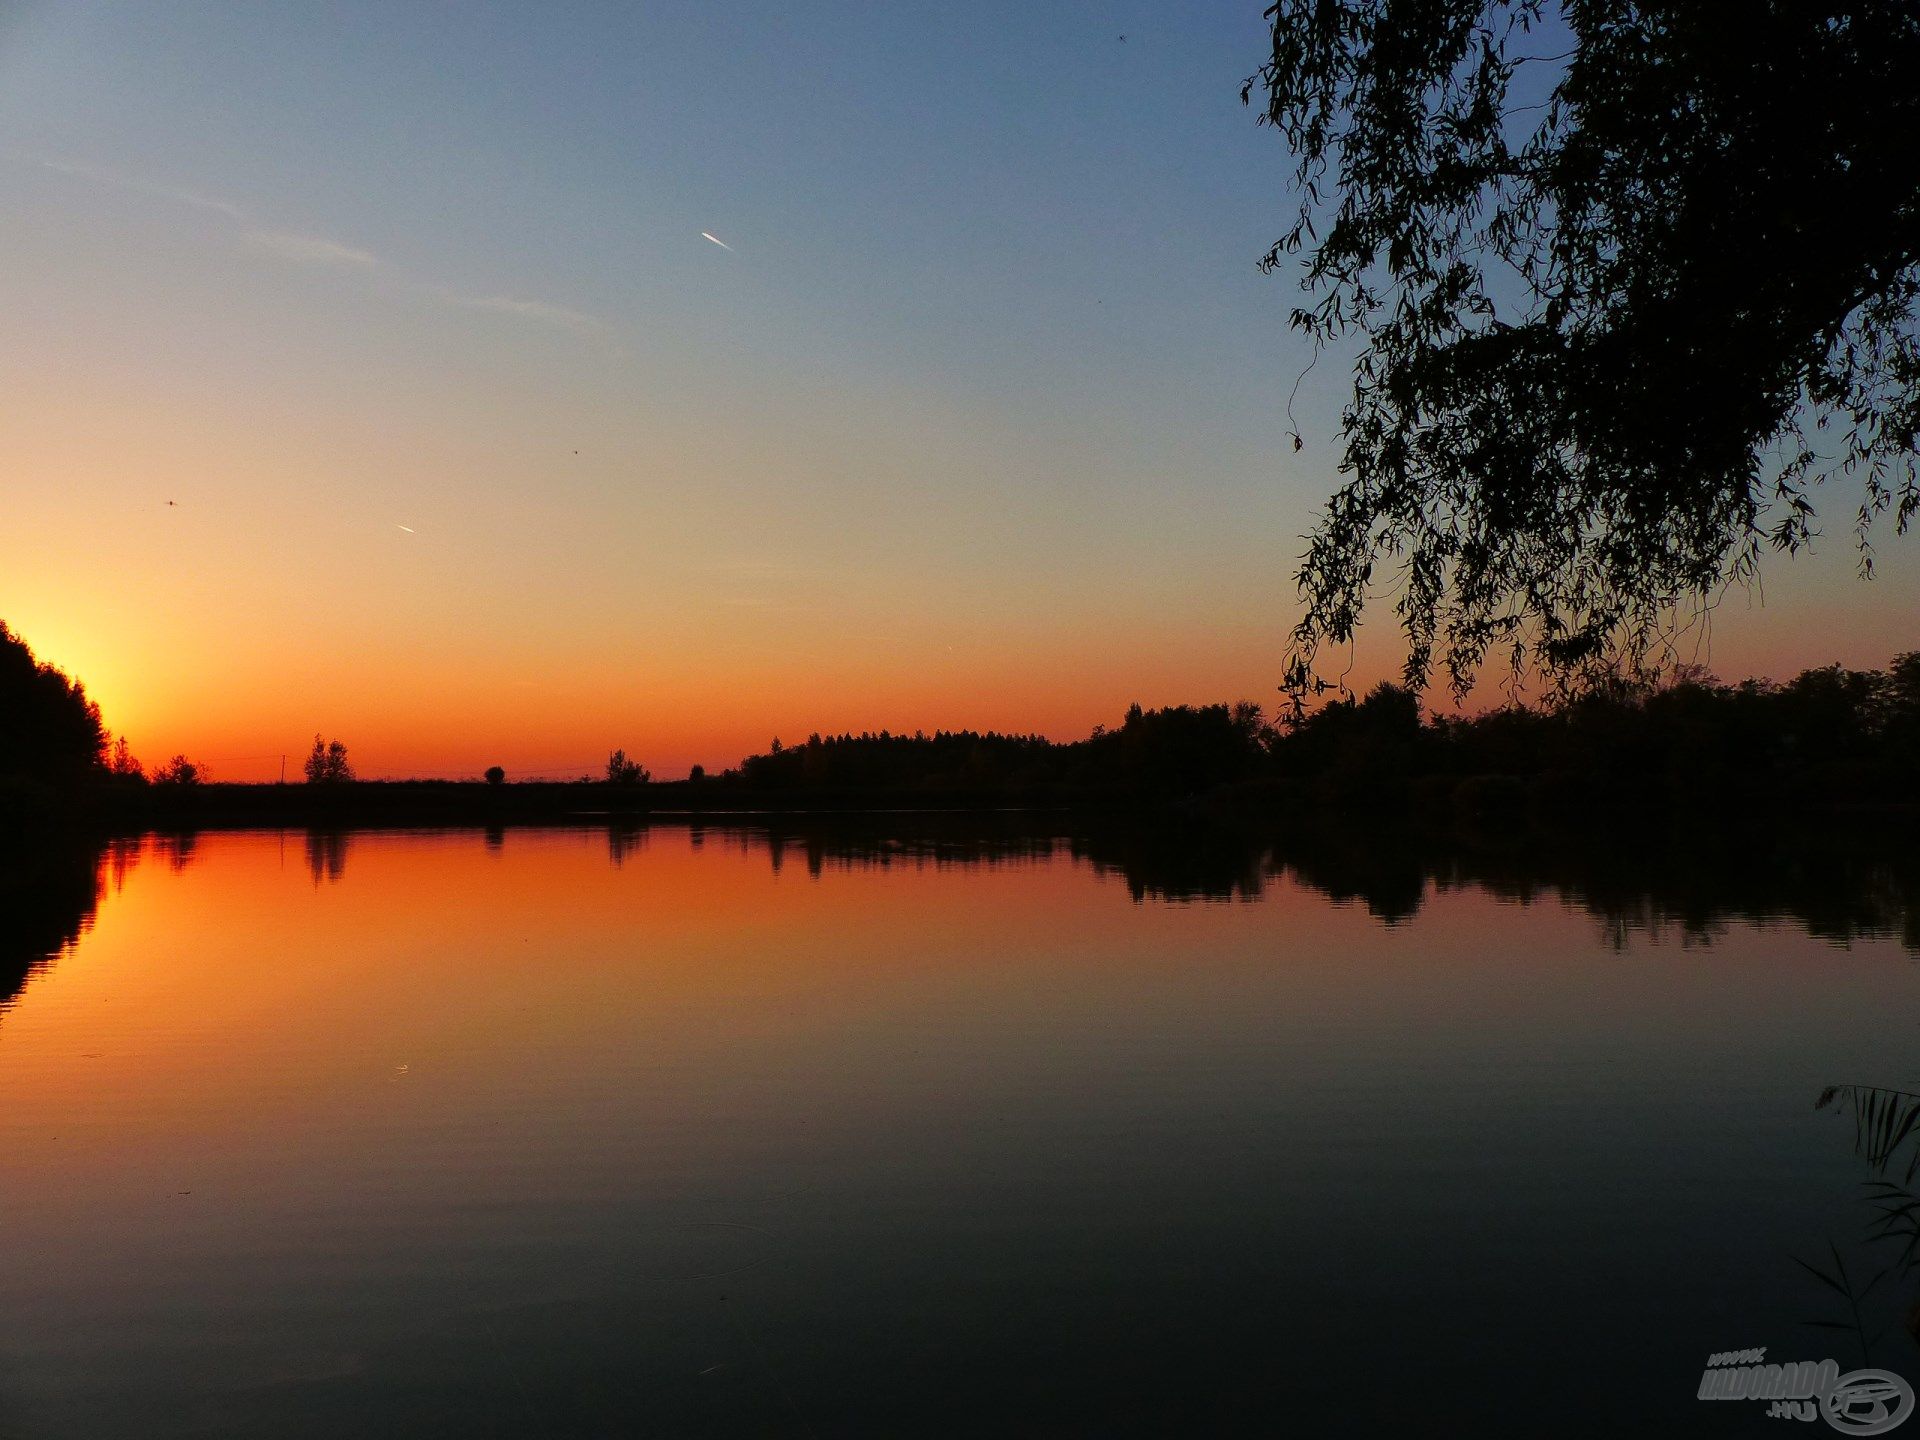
0 621 106 784
1247 2 1920 697
304 736 354 784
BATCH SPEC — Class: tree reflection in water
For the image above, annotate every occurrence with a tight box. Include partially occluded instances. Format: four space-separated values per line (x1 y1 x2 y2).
8 816 1916 1017
598 815 1920 952
1 833 119 1012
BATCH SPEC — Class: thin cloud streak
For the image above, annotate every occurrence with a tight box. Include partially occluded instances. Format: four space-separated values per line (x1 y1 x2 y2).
28 153 605 340
440 291 607 335
36 156 245 219
248 230 380 266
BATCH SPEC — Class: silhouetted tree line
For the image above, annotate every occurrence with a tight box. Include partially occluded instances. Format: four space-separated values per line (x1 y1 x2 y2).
730 704 1270 800
722 652 1920 813
737 727 1060 793
8 607 1920 824
1270 653 1920 814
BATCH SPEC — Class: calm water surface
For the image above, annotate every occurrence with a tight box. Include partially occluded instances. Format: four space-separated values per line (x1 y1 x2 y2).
1 824 1916 1436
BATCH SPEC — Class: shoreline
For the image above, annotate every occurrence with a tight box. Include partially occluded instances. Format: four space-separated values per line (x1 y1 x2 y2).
3 775 1915 848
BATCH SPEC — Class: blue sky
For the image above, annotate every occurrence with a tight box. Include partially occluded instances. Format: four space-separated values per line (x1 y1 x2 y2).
1 1 1911 776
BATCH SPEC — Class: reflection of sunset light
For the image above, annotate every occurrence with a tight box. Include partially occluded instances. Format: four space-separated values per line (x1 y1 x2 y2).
1 827 1915 1435
9 825 1907 1113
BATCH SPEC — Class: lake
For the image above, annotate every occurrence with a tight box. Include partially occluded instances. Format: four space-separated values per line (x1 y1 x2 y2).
2 820 1917 1436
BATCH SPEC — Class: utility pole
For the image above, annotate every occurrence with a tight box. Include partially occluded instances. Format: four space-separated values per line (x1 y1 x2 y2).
279 754 286 784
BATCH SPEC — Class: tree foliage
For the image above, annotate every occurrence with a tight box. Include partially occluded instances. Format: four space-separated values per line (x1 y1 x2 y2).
732 706 1272 797
605 749 650 785
1247 1 1920 697
0 621 106 782
304 735 354 784
107 735 145 781
151 755 206 786
716 651 1920 808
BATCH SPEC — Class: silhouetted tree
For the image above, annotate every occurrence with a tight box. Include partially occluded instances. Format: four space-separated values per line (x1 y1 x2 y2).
106 735 145 781
687 764 706 783
150 755 205 786
1076 702 1274 796
0 621 106 784
1884 651 1920 757
304 735 353 784
1248 2 1920 697
605 749 650 785
484 765 506 785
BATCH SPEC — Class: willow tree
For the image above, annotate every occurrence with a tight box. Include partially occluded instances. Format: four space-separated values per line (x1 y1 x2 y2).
1247 1 1920 698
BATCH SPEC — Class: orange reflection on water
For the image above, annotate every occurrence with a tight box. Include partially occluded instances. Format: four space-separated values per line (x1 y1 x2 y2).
6 825 1904 1155
1 826 1917 1438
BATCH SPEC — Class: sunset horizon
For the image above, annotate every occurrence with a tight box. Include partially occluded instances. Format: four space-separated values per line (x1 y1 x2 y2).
7 4 1915 780
6 5 1920 1434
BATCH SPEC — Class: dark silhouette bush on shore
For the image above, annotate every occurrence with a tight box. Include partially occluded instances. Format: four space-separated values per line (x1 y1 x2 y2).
151 756 206 787
605 749 650 785
106 735 144 781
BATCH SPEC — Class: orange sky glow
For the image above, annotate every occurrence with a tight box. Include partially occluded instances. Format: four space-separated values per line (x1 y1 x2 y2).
4 5 1915 779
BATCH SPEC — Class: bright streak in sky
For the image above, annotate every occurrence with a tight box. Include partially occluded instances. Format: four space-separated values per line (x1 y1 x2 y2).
2 3 1909 781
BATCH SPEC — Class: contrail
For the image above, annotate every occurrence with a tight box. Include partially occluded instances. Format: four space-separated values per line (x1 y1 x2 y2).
701 232 733 251
395 524 415 534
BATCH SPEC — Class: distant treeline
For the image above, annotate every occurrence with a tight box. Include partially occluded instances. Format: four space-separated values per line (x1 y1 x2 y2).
715 653 1920 814
6 610 1920 825
726 703 1269 801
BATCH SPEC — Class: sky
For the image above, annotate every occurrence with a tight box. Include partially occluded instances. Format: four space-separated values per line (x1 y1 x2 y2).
3 1 1915 780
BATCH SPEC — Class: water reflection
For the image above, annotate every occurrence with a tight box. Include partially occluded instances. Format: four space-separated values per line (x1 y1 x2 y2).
151 829 198 873
590 815 1920 951
1805 1083 1920 1367
5 816 1916 1020
0 835 104 1010
606 820 649 867
2 821 1915 1437
303 829 351 886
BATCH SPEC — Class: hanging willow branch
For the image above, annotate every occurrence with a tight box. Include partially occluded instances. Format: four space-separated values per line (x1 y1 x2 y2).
1247 1 1920 699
